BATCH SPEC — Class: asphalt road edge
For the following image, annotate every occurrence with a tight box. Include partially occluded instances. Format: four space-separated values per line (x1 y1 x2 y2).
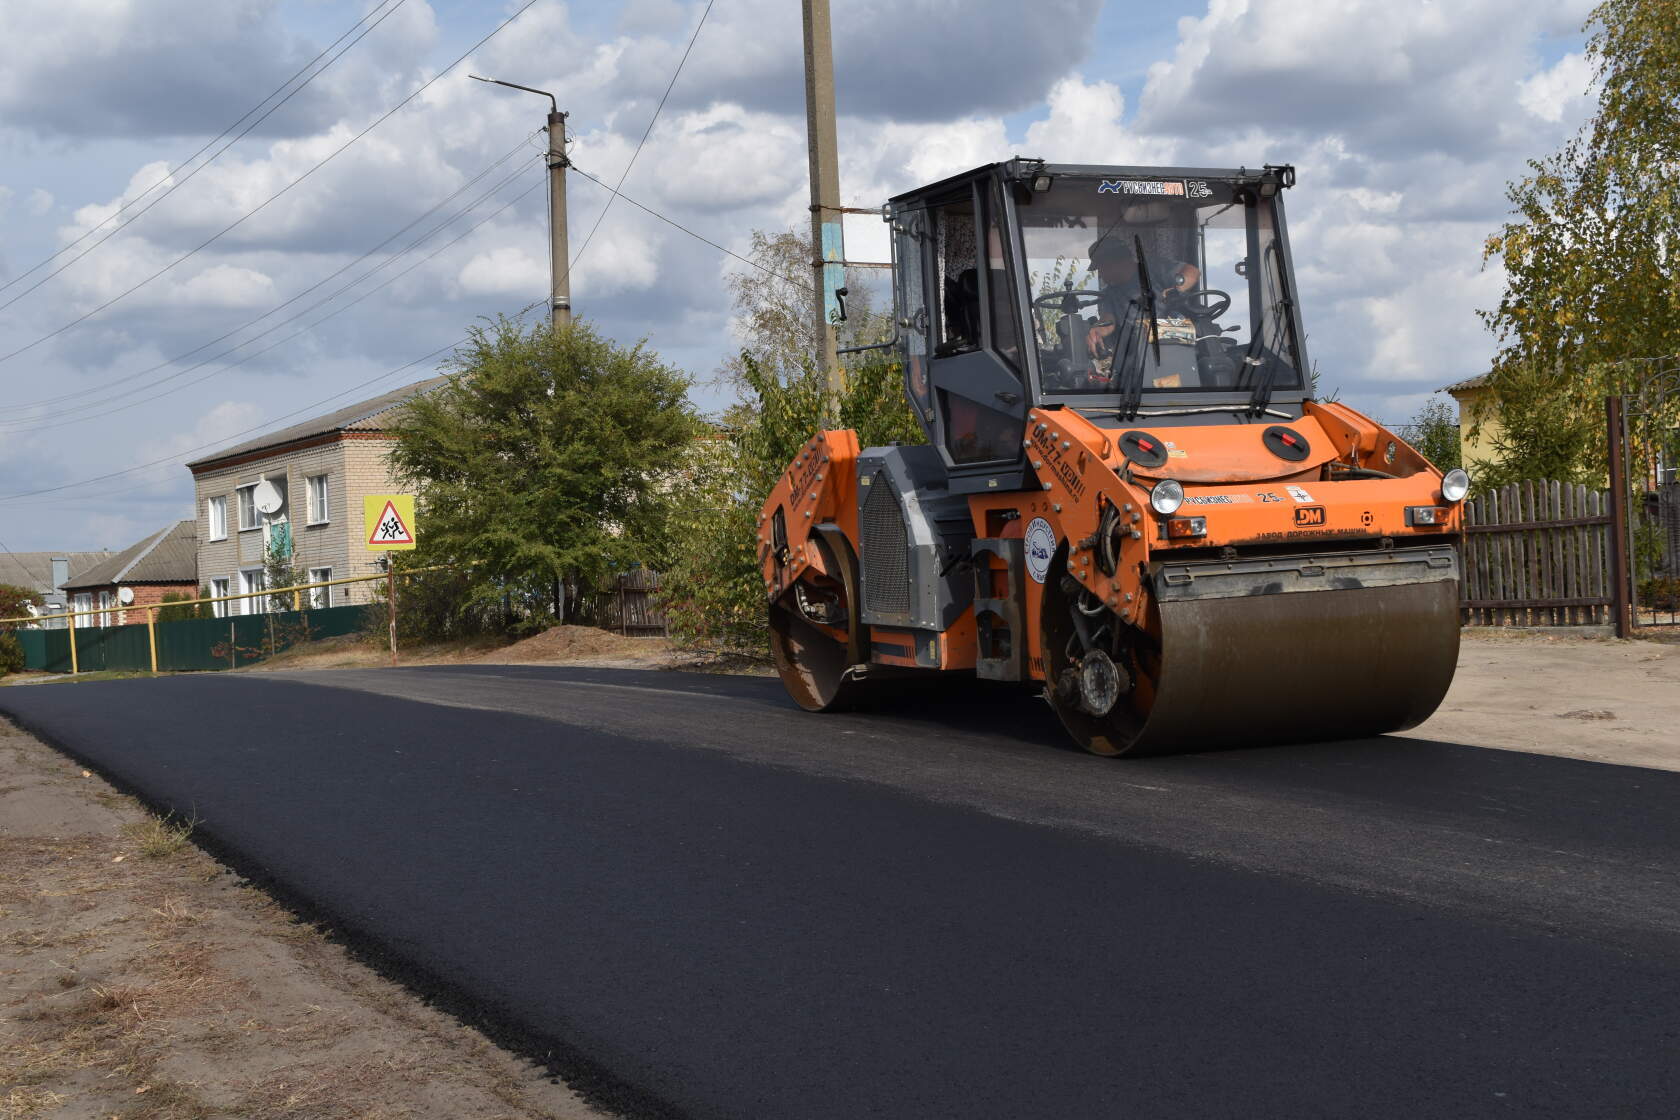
0 708 689 1120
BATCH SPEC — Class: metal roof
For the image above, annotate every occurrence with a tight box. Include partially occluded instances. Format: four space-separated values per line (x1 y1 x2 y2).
62 521 197 589
0 551 114 595
185 375 451 471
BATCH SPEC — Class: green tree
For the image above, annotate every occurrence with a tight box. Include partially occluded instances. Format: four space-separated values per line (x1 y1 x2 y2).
389 316 700 629
719 227 894 390
1397 395 1462 473
262 532 307 612
1481 0 1680 480
0 583 39 676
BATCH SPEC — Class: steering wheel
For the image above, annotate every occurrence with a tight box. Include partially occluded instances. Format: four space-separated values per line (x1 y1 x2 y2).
1163 288 1232 320
1032 289 1104 313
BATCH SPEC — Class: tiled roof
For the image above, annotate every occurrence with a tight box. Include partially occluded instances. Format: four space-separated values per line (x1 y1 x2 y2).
62 521 197 589
0 551 113 595
185 375 450 470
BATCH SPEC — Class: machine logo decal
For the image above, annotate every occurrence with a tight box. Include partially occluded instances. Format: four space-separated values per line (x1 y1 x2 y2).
1294 506 1327 526
1187 494 1252 505
1286 485 1315 503
1098 179 1186 197
1024 518 1056 584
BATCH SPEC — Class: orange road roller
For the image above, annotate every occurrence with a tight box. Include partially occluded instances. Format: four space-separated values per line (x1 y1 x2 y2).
760 160 1468 755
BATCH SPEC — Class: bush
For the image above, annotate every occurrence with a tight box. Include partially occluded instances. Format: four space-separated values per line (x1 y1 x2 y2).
157 589 212 621
0 631 23 675
658 352 922 654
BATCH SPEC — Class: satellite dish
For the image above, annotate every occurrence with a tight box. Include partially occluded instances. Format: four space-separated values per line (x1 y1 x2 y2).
118 586 135 605
252 479 284 515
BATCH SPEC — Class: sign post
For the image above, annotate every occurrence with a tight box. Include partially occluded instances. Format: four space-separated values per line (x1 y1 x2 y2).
364 495 418 667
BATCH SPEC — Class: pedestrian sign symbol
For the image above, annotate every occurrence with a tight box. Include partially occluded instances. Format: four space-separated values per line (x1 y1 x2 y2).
363 494 417 551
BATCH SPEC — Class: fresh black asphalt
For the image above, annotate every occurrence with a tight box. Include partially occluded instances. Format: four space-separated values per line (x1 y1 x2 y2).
4 667 1679 1119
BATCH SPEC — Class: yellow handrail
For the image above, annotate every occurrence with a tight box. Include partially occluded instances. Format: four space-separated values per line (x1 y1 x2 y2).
0 566 438 628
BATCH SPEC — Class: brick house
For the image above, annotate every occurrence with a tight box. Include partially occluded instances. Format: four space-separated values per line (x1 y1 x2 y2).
185 377 446 614
61 522 197 627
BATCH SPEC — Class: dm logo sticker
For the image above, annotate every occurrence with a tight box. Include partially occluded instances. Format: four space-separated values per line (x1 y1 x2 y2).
1024 518 1057 584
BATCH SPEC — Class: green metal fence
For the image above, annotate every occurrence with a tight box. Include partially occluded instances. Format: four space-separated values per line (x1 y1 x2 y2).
13 604 369 674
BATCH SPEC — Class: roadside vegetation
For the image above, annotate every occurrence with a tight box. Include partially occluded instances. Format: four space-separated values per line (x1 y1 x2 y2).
1478 0 1680 486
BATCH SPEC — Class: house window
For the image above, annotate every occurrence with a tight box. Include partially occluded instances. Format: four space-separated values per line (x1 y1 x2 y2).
208 495 227 541
237 484 259 531
306 474 329 525
73 593 92 627
211 578 230 618
97 590 113 628
308 567 333 609
239 567 266 614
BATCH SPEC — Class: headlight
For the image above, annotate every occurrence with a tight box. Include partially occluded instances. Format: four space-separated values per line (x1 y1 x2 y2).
1440 468 1470 504
1150 479 1184 515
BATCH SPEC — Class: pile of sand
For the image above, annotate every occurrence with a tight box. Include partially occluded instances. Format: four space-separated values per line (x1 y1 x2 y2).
476 625 675 666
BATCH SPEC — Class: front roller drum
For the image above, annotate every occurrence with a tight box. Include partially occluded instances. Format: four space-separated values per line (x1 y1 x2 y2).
1045 546 1462 756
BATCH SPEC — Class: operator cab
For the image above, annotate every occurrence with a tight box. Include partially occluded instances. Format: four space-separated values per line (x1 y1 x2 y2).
886 160 1311 494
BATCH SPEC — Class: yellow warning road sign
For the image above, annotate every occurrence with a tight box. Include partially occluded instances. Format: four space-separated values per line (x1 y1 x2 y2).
364 494 417 550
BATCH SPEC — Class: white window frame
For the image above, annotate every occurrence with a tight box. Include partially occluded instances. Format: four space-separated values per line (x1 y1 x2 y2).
96 590 113 628
208 495 227 541
210 578 230 618
73 592 92 626
308 567 333 609
237 484 259 532
306 474 329 525
238 567 267 614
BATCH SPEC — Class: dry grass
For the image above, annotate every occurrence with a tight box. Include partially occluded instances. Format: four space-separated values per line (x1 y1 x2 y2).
121 812 199 859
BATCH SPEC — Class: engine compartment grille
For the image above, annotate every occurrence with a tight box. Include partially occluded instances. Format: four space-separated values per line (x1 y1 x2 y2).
861 472 910 616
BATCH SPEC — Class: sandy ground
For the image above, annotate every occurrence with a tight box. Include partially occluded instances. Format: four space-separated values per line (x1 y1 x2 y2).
233 626 762 675
0 719 608 1120
1401 629 1680 771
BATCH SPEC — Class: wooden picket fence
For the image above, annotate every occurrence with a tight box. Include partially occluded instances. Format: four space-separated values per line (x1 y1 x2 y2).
1460 481 1613 626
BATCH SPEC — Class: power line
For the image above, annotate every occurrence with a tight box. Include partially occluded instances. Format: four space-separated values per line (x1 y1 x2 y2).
0 0 410 305
559 0 714 287
569 164 811 290
0 132 541 418
0 0 548 369
0 348 456 505
0 165 546 435
14 297 550 511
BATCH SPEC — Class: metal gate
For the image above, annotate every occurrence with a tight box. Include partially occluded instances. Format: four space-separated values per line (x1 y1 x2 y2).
1609 360 1680 630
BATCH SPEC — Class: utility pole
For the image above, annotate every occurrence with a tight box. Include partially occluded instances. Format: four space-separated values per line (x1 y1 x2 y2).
470 75 571 329
801 0 844 392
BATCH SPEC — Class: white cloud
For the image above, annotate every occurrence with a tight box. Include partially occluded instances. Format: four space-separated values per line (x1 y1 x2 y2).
1518 51 1595 123
457 246 547 296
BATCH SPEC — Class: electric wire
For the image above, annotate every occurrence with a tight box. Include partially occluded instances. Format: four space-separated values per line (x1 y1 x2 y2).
557 0 713 288
0 164 545 434
1 297 546 509
0 132 542 419
569 164 811 290
0 0 548 368
0 0 411 309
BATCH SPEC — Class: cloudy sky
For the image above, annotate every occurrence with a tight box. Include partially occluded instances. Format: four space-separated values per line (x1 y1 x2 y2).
0 0 1598 551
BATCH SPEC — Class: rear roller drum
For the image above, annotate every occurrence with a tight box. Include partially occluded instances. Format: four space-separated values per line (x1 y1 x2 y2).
769 532 872 712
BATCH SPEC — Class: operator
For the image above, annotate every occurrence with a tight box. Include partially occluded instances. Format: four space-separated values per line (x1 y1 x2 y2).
1084 233 1200 359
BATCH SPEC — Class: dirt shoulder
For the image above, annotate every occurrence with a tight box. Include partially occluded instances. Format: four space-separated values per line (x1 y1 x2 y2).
1400 629 1680 771
233 625 773 676
0 719 608 1120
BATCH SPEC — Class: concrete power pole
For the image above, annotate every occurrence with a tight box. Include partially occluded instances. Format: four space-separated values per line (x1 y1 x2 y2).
801 0 844 392
546 108 571 330
470 75 571 329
